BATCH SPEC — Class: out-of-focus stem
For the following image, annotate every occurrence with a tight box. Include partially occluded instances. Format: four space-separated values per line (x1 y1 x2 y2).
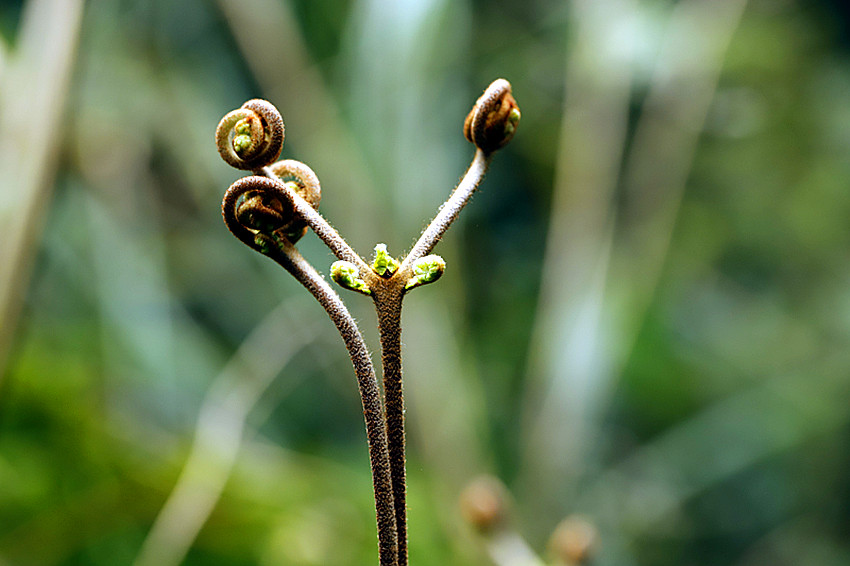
484 531 547 566
616 0 749 334
0 0 84 381
134 302 315 566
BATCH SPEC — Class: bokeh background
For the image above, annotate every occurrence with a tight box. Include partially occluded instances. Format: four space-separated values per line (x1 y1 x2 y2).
3 0 850 564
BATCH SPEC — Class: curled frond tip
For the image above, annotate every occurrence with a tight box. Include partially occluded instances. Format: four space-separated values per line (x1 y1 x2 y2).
266 159 322 243
222 167 321 252
463 78 521 153
216 99 285 170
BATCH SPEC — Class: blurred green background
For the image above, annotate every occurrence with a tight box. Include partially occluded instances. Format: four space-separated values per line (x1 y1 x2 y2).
2 0 850 564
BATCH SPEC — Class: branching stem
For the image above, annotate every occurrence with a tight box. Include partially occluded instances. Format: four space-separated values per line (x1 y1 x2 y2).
217 79 518 565
359 147 495 566
222 185 398 566
266 241 399 566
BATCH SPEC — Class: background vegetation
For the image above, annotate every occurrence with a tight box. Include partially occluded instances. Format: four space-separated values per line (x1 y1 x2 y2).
2 0 850 564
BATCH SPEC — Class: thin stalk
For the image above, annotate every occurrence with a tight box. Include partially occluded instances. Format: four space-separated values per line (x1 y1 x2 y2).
366 147 497 565
371 287 407 566
0 0 84 380
260 167 371 272
267 240 398 566
402 149 492 268
222 182 397 565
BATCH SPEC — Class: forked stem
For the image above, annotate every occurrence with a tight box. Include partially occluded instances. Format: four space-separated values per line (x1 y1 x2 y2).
222 186 398 566
265 241 399 566
365 146 497 566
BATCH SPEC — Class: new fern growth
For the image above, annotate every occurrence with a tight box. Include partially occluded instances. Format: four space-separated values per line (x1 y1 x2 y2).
217 79 520 566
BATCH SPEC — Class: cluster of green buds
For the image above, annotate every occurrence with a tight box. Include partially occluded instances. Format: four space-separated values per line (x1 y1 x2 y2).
329 244 446 296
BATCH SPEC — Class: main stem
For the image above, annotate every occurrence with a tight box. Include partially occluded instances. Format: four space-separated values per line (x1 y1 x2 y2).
267 243 399 566
367 148 495 565
372 287 407 566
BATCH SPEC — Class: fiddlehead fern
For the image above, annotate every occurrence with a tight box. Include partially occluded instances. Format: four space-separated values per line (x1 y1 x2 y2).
218 102 398 566
221 159 321 246
463 78 521 154
215 81 521 566
267 159 321 208
216 99 285 171
266 159 322 242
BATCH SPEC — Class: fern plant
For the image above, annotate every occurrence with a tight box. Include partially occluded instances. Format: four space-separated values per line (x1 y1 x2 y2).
216 79 520 566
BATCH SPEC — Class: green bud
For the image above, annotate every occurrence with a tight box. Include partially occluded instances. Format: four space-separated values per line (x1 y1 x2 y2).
405 255 445 290
232 118 255 155
252 233 274 255
331 261 371 295
232 134 253 154
505 107 521 136
372 243 400 277
235 119 252 135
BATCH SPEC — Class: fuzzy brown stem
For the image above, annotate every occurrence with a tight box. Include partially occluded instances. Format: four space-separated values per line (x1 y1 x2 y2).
222 186 397 565
269 243 399 566
372 287 407 566
260 166 371 271
401 149 492 269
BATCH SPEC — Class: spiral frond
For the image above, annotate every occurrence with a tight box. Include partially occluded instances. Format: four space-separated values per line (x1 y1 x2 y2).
267 159 321 208
266 159 322 243
463 79 520 153
216 99 285 170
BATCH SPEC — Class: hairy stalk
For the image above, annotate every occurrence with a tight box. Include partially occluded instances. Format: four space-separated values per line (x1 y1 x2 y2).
402 149 492 268
360 79 519 560
260 167 370 270
370 286 407 566
269 243 398 566
222 187 398 566
369 147 495 564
